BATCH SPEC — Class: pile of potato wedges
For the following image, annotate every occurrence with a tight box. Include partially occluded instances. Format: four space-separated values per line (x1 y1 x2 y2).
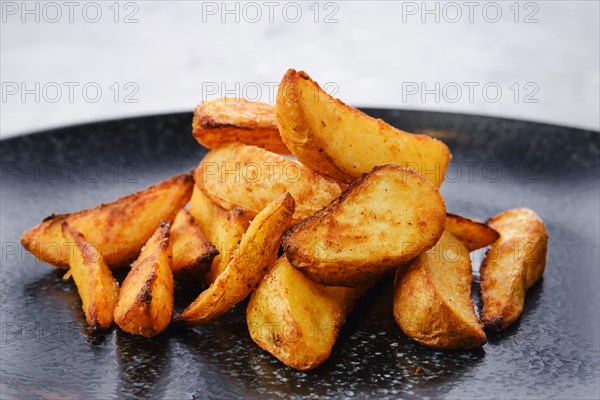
21 69 548 371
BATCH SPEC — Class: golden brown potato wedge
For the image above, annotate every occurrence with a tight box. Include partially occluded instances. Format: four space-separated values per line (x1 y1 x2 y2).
196 143 342 222
283 164 446 287
393 230 487 349
276 69 451 187
61 223 119 330
192 98 290 154
175 193 295 327
188 186 250 284
247 256 368 370
114 221 174 337
170 209 218 279
446 213 500 251
480 208 548 332
21 174 193 269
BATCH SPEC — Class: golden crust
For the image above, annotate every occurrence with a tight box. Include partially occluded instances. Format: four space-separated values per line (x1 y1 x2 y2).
114 221 174 337
276 69 451 186
175 193 295 326
195 143 342 222
192 98 290 154
283 164 446 287
247 256 367 370
446 213 500 251
393 231 487 350
21 174 193 269
480 208 548 332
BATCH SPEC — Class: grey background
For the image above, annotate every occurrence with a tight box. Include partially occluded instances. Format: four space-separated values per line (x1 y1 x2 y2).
1 0 599 138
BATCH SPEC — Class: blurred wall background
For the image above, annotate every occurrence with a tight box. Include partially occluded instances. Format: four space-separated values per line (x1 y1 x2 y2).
1 0 598 137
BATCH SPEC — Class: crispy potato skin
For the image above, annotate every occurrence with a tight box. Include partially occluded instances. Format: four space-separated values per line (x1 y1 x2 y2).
283 164 446 287
61 223 119 330
188 186 250 284
114 221 174 337
195 143 342 222
175 193 295 327
446 213 500 251
170 209 218 280
480 208 548 332
276 69 451 187
247 256 367 371
21 174 193 269
192 98 290 154
393 231 487 350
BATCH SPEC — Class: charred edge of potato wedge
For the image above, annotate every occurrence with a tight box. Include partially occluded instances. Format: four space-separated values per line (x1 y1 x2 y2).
480 208 548 332
114 220 175 338
393 231 487 350
61 223 119 330
170 209 219 280
446 213 500 252
21 173 193 269
192 98 290 154
247 256 368 370
174 193 295 327
276 69 451 187
194 143 343 222
283 164 446 287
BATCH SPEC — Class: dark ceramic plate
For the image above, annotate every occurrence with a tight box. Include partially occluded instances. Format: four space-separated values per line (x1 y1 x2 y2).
1 110 599 399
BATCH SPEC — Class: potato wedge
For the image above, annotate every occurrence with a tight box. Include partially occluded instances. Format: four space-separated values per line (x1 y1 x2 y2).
175 193 295 327
170 209 218 279
480 208 548 332
61 223 119 330
21 173 193 269
276 69 451 187
196 143 342 222
247 256 367 370
393 230 487 349
188 186 250 284
283 164 446 287
192 98 289 154
114 221 174 337
446 213 500 251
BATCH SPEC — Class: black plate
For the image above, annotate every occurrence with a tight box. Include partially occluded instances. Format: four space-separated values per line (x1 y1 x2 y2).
1 110 599 399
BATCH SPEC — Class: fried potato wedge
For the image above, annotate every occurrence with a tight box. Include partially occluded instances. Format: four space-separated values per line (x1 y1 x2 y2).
393 230 487 349
283 164 446 287
189 186 250 284
114 221 174 337
61 223 119 330
247 256 367 370
21 173 193 269
446 213 500 251
192 98 290 154
170 209 218 279
276 69 451 187
175 193 295 327
196 143 342 222
480 208 548 332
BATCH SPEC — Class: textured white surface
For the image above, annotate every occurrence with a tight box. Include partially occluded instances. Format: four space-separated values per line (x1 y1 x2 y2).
1 1 598 138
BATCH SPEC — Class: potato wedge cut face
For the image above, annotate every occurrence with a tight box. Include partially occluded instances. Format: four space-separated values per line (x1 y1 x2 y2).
276 69 451 187
283 164 446 287
21 173 193 269
247 256 366 371
189 186 250 284
446 213 500 251
480 208 548 332
393 230 487 350
114 221 174 337
192 98 290 154
175 193 295 327
170 209 218 280
195 143 342 222
61 223 119 330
